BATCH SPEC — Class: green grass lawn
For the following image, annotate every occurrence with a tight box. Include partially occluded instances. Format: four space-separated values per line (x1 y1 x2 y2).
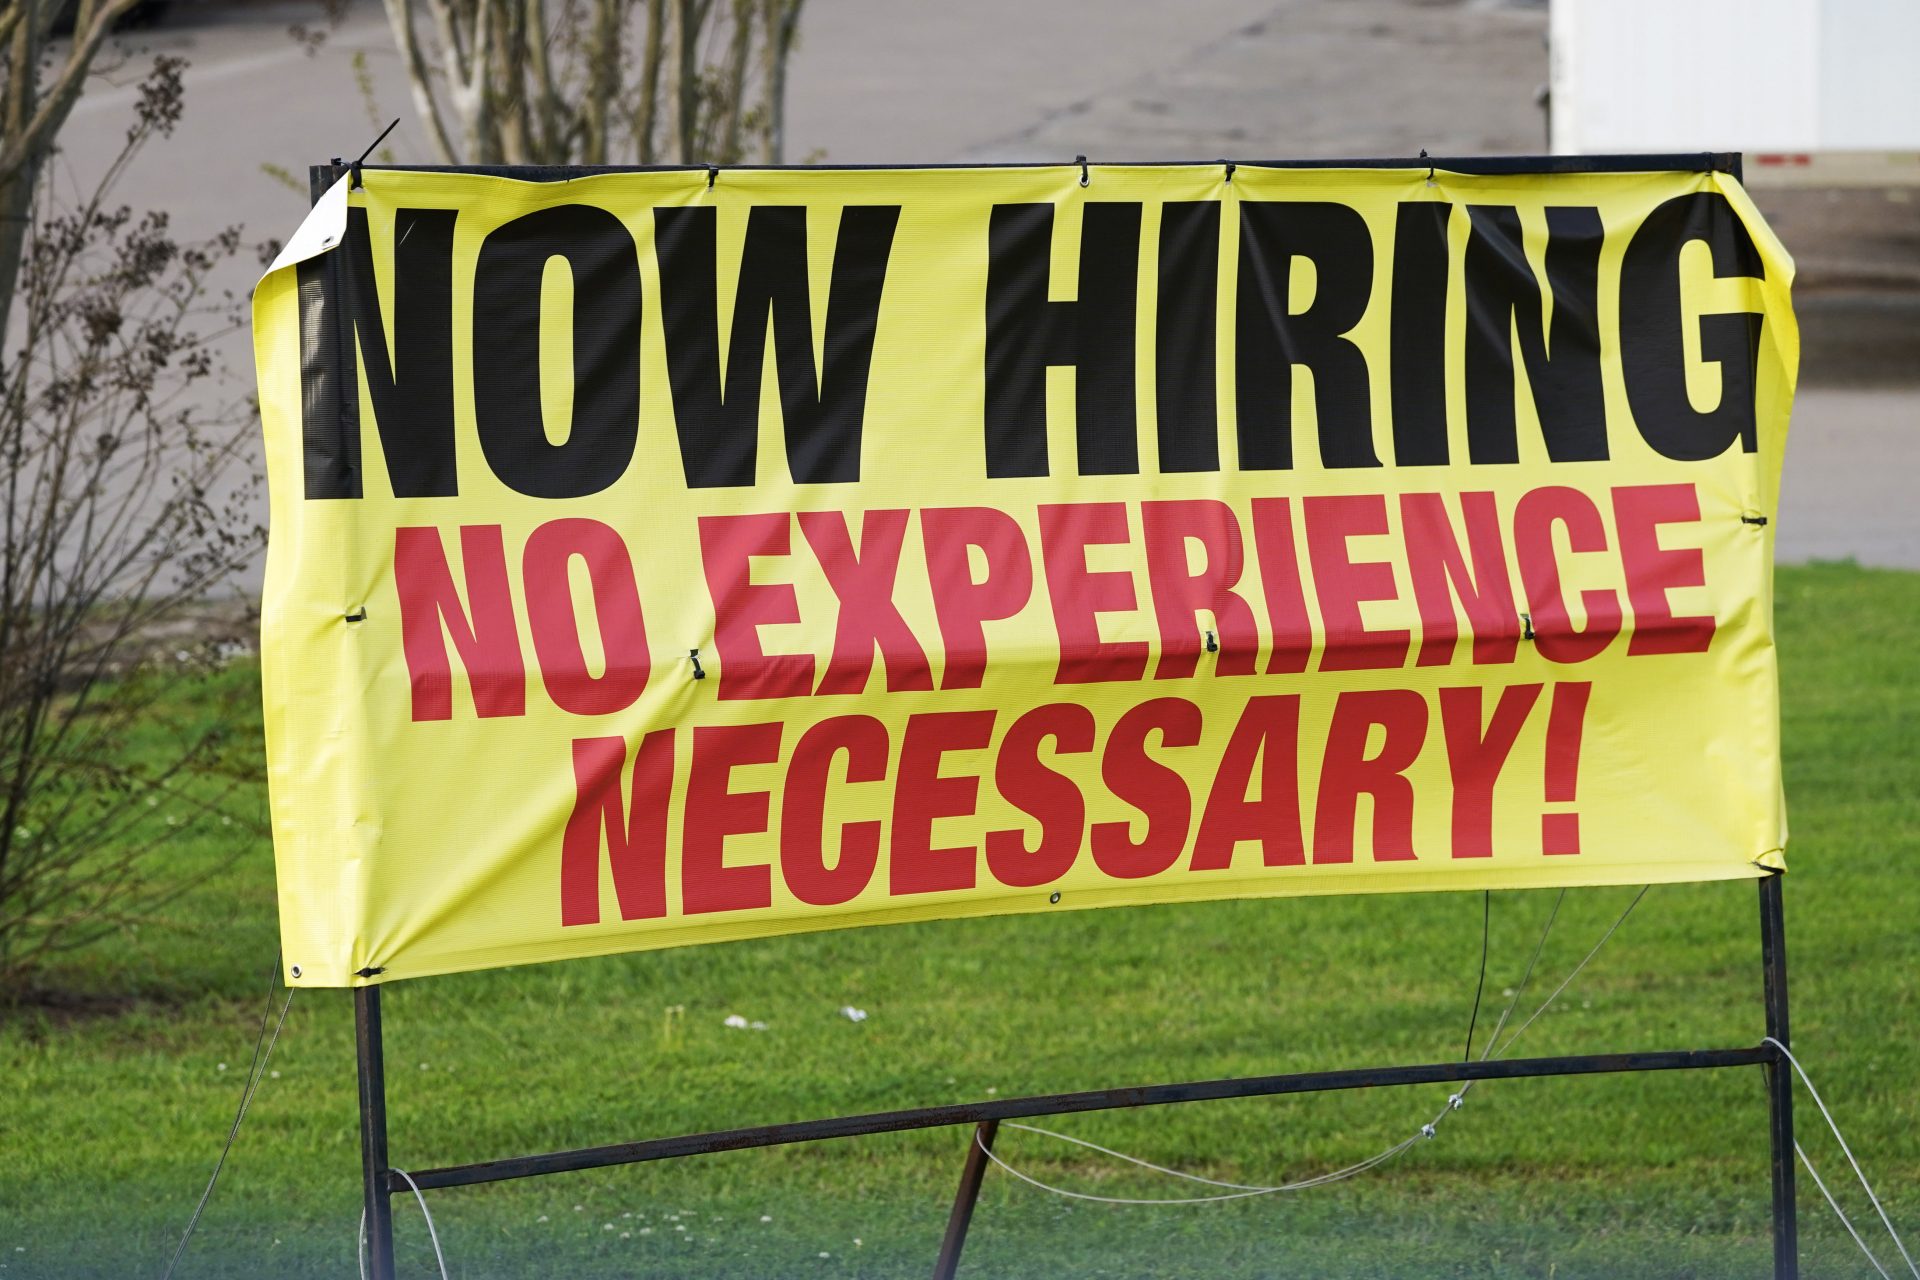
4 561 1916 1280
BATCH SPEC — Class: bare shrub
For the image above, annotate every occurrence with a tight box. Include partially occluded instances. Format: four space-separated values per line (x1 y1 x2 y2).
0 57 266 995
381 0 806 165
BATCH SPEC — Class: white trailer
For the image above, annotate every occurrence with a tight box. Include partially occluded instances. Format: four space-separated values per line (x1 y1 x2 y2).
1550 0 1920 185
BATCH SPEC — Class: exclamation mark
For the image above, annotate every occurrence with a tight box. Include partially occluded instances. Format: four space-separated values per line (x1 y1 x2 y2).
1542 681 1591 855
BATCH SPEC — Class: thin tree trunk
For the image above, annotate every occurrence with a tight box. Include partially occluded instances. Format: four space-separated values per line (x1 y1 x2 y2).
582 0 621 164
0 1 44 354
633 0 666 163
759 0 801 163
671 0 696 163
714 0 752 162
381 0 461 162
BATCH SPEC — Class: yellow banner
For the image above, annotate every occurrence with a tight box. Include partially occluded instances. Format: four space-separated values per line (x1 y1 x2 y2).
252 163 1796 987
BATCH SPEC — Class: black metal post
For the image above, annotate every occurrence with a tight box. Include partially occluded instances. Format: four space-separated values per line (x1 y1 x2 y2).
355 985 397 1280
932 1121 998 1280
1759 874 1798 1280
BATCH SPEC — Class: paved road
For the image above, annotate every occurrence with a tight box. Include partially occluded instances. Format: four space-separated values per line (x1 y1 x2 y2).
55 0 1920 569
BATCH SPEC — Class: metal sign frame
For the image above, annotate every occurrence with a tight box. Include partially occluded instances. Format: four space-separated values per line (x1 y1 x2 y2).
347 876 1796 1279
298 153 1799 1280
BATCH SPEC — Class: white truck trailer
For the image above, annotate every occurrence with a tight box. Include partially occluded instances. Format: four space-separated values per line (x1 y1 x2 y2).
1550 0 1920 186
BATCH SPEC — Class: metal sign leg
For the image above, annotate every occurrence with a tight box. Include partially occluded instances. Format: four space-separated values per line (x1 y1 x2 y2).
1759 874 1798 1280
932 1120 999 1280
356 985 397 1280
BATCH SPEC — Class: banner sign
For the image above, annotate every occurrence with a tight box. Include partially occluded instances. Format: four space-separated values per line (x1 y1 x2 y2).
252 162 1797 986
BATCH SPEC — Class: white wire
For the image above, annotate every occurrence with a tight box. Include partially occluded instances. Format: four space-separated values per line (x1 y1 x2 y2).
1454 887 1567 1110
1482 885 1648 1063
984 887 1648 1207
1799 1142 1893 1280
357 1169 451 1280
999 1121 1436 1194
394 1169 451 1280
978 1128 1425 1205
1764 1036 1918 1279
999 1122 1278 1191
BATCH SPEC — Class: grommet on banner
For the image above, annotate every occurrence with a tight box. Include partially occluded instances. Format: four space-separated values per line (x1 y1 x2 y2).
348 118 399 192
688 648 707 680
1222 159 1236 184
1076 155 1089 187
707 165 719 190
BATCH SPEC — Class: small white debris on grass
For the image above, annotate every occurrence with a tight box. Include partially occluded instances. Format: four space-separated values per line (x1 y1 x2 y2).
536 1215 548 1223
839 1005 868 1022
760 1215 772 1223
819 1251 831 1259
639 1228 653 1235
723 1014 749 1029
750 1020 768 1031
216 1063 227 1072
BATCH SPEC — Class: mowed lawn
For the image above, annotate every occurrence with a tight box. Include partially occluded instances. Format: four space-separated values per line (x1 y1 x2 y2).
3 562 1916 1280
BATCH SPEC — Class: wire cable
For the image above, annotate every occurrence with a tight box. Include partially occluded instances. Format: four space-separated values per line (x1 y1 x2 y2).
394 1170 451 1280
1798 1141 1894 1280
978 1125 1424 1205
1764 1036 1918 1279
984 886 1645 1207
358 1171 452 1280
1483 885 1647 1063
159 956 294 1280
1463 891 1490 1062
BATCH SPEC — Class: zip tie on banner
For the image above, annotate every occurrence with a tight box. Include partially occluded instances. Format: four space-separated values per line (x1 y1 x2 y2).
984 887 1646 1207
1763 1036 1918 1279
348 118 399 192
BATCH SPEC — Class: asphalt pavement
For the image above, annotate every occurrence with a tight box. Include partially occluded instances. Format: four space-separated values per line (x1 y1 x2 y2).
53 0 1920 569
